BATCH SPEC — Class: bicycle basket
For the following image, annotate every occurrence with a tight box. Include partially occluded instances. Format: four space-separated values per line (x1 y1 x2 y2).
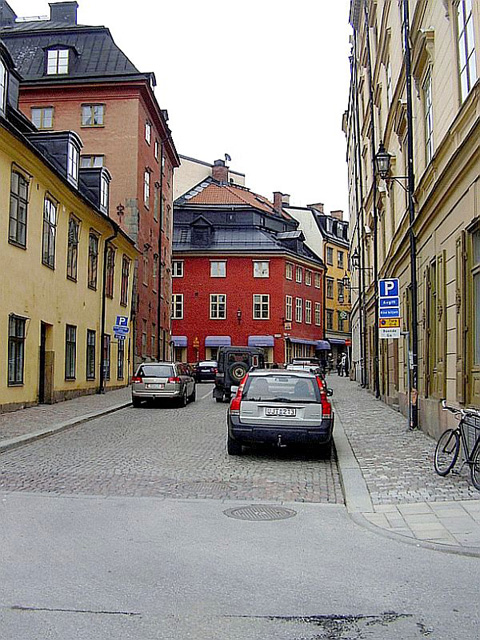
463 413 480 456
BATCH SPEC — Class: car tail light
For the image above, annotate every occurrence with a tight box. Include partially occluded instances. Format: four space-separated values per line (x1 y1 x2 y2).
229 374 248 415
132 376 142 383
316 376 331 416
168 376 181 383
213 368 218 374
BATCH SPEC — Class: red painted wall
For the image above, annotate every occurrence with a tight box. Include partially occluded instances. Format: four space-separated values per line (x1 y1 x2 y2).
172 255 325 364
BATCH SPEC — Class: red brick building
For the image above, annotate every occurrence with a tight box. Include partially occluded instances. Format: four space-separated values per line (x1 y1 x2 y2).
0 0 180 365
172 161 326 365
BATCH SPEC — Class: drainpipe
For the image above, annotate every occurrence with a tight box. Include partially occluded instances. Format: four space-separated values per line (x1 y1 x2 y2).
99 228 118 394
364 2 381 399
403 0 418 428
156 143 164 362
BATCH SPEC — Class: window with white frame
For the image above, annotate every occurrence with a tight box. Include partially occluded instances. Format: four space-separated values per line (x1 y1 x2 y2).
210 294 226 319
326 247 333 265
210 261 226 277
337 250 344 269
67 142 79 184
81 104 104 127
315 272 321 288
145 121 152 144
253 261 269 278
154 140 159 160
65 324 77 379
31 106 54 129
386 60 393 105
423 68 434 164
305 270 312 286
47 49 69 75
457 0 477 102
42 195 57 269
100 173 109 212
9 169 29 247
285 295 293 321
285 262 293 279
295 297 302 323
253 294 269 319
171 294 183 319
0 60 6 112
144 170 150 206
305 300 312 324
315 302 321 326
172 260 184 277
8 314 26 385
296 266 302 283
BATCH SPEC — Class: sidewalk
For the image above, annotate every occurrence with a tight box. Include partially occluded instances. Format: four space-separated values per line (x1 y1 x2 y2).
329 374 480 557
0 386 131 452
1 379 480 555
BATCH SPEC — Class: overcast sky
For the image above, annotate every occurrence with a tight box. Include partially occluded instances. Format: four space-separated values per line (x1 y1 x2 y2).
16 0 352 214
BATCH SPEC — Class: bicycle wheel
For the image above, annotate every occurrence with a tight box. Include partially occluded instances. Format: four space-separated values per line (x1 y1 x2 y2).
434 429 460 476
471 444 480 491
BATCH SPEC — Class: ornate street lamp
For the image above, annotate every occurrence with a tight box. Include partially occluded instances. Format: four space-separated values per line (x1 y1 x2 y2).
374 141 393 180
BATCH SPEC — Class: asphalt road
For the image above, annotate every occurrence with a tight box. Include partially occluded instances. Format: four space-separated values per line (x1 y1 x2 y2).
1 385 479 639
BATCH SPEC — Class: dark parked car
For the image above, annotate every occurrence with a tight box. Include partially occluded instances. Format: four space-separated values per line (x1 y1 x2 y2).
194 360 218 382
131 362 196 407
213 346 265 402
226 369 334 456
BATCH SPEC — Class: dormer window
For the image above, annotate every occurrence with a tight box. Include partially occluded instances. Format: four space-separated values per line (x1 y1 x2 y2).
47 49 69 75
0 60 7 112
67 142 79 185
100 173 110 212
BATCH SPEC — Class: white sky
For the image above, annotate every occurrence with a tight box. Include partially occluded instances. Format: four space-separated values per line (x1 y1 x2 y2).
16 0 352 214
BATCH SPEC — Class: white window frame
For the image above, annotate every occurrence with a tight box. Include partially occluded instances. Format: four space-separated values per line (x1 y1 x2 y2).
154 139 159 160
253 260 269 278
286 262 293 280
253 294 270 320
305 300 312 324
315 273 321 289
423 67 434 164
67 142 79 184
0 60 6 113
285 295 293 322
100 174 109 211
171 294 183 319
295 297 303 323
210 294 227 319
457 0 477 102
80 155 104 168
337 251 344 269
172 261 184 277
47 49 69 75
315 302 321 326
210 260 226 277
295 266 302 283
144 170 150 207
145 121 152 145
305 270 312 286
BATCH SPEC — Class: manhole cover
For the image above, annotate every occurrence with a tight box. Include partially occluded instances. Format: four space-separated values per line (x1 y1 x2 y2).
223 505 297 521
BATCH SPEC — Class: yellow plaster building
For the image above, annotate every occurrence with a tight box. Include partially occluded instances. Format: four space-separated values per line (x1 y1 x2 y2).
346 0 480 436
0 42 137 412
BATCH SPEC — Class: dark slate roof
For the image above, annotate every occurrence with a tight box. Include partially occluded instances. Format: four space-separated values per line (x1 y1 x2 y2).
314 213 349 247
0 23 141 81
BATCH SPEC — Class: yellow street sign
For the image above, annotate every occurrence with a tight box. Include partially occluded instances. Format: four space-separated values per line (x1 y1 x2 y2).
379 318 400 328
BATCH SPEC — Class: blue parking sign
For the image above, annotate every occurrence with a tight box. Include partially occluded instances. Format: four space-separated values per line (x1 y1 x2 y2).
116 315 128 327
379 279 399 297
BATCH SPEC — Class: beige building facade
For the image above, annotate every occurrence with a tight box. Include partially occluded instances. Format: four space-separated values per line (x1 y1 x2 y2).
346 0 479 436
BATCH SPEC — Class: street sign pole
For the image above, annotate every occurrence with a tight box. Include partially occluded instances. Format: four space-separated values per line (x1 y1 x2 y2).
401 331 412 430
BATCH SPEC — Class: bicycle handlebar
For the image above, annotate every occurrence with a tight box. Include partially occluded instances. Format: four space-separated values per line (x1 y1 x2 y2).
441 399 480 419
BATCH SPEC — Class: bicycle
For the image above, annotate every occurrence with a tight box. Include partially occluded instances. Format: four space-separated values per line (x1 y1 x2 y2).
434 400 480 491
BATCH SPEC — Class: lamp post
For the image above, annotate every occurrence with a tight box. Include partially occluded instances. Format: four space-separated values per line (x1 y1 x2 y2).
374 136 418 429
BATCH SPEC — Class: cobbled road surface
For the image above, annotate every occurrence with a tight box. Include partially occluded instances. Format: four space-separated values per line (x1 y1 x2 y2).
0 384 342 503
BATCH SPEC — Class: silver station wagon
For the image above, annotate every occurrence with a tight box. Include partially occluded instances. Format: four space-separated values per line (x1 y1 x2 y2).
226 369 334 456
131 362 196 407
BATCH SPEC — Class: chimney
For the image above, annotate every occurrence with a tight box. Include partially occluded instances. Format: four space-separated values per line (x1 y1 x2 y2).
49 1 78 24
330 210 344 221
273 191 287 214
212 159 228 184
308 202 324 214
0 1 17 27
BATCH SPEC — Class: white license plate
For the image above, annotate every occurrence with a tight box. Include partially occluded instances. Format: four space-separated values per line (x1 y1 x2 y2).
265 407 296 417
146 383 164 390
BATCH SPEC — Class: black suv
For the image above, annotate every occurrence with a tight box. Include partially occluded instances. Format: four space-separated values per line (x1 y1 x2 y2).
213 346 265 402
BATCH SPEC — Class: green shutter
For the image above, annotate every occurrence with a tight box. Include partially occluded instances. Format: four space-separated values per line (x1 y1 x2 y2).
424 265 431 398
435 251 447 398
456 232 467 403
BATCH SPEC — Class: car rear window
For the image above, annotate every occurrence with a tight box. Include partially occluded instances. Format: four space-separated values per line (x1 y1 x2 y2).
138 365 174 378
244 375 319 402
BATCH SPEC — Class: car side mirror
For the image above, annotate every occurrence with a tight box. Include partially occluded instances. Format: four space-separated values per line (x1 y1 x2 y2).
327 388 333 397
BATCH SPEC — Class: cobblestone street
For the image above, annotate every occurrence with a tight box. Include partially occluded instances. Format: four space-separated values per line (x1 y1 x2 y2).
0 385 342 503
